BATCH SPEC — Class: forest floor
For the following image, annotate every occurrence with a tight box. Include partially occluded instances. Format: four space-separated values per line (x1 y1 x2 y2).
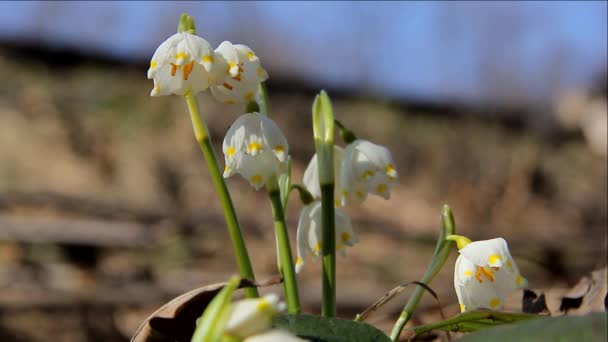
0 49 606 341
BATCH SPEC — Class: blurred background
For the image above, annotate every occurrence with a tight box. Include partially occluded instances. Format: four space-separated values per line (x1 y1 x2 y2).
0 1 606 341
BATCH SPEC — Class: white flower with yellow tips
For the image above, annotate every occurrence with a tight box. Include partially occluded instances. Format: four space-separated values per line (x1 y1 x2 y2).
223 294 285 339
339 139 398 206
211 41 269 104
244 329 306 342
295 200 358 273
222 113 288 190
453 237 528 312
147 32 223 96
302 146 345 207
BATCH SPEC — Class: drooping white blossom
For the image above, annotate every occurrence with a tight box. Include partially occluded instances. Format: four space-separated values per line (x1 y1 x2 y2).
295 200 358 273
339 139 398 206
147 32 223 96
211 41 269 104
224 294 286 339
454 238 528 312
223 113 288 190
302 146 345 207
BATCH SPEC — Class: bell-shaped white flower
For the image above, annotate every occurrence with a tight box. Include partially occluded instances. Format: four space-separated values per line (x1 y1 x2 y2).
302 146 345 207
223 113 288 190
224 294 286 339
295 200 358 273
211 41 269 104
244 330 306 342
454 237 528 312
147 32 223 96
339 139 398 206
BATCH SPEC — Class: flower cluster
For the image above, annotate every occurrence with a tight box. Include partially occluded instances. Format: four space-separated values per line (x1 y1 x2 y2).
453 237 527 312
296 140 398 271
148 32 267 102
223 294 304 341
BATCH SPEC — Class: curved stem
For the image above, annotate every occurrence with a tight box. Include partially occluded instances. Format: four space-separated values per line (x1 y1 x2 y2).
268 180 301 314
185 93 258 298
389 205 456 341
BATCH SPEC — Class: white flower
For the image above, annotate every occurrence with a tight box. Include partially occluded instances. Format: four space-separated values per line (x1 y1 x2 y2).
147 32 223 96
244 330 306 342
339 139 398 206
454 238 528 312
295 200 358 273
302 146 345 207
224 294 286 339
211 41 269 104
223 113 288 190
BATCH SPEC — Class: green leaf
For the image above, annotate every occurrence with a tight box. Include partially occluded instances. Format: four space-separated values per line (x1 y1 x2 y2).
407 310 539 336
190 276 240 342
458 312 607 342
273 314 391 342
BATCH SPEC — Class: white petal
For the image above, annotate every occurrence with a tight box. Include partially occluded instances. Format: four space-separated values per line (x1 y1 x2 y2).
234 150 279 190
224 294 282 338
459 238 511 268
303 146 344 205
243 330 306 342
259 114 289 162
295 204 314 273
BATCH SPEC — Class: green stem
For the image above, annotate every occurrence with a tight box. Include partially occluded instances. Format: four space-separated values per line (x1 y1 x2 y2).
321 183 336 317
267 180 301 314
185 93 258 298
389 205 456 341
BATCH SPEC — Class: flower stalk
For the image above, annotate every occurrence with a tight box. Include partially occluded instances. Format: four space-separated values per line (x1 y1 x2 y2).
267 178 301 314
185 93 259 298
312 90 336 317
390 205 456 341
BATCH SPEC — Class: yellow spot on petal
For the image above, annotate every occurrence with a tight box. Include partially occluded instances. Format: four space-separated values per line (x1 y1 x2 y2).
506 260 513 269
226 146 236 156
247 51 255 60
475 266 495 283
336 243 344 251
248 142 262 153
228 62 238 75
256 298 271 312
296 257 302 265
460 304 466 312
274 145 284 154
362 170 374 180
314 242 321 253
489 297 501 308
516 275 523 286
257 66 265 78
386 164 397 178
251 174 263 184
356 191 365 198
175 52 188 61
376 183 387 194
150 60 157 69
245 92 254 102
334 199 340 207
341 232 351 243
170 63 178 76
488 254 502 266
223 165 231 173
201 55 214 64
463 270 473 277
225 100 236 105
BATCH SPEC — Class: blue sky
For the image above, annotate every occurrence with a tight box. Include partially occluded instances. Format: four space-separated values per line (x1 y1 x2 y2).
0 1 605 106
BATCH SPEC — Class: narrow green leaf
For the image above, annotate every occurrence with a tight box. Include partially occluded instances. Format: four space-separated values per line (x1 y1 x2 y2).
407 310 539 337
273 314 391 342
458 312 607 342
190 276 240 342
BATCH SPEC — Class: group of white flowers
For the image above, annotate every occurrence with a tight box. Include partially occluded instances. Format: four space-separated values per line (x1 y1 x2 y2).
147 26 529 337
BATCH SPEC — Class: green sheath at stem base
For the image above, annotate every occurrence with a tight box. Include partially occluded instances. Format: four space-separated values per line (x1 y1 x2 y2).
321 183 336 317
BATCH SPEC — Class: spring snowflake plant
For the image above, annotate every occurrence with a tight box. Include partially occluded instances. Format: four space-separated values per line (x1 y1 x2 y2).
132 13 546 342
